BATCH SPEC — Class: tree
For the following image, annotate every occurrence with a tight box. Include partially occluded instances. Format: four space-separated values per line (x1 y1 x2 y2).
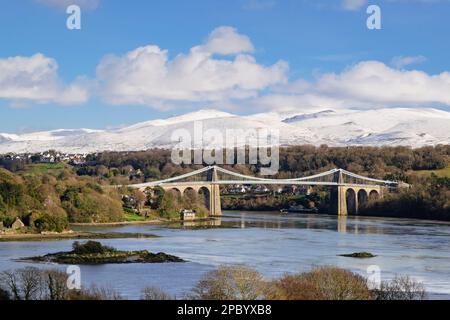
0 194 5 213
373 276 427 300
131 189 147 211
191 265 266 300
0 268 42 300
158 190 183 219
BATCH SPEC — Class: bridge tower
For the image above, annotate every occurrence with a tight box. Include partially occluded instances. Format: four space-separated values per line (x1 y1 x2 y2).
207 166 222 216
330 169 348 216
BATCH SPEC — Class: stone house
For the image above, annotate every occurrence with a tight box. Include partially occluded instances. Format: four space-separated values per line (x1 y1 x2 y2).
11 217 25 230
180 209 196 221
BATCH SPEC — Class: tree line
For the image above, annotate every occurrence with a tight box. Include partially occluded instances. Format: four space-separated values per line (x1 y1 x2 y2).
0 264 426 300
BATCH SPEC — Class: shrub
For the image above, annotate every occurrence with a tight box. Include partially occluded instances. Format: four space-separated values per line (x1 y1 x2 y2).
72 241 116 255
141 287 172 300
191 265 266 300
34 213 68 233
69 286 123 300
0 287 10 300
267 266 372 300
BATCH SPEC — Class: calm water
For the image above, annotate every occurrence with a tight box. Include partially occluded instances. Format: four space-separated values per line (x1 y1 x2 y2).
1 211 450 299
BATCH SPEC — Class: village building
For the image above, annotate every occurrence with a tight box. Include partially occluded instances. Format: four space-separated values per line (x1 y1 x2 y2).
11 217 25 230
180 209 196 221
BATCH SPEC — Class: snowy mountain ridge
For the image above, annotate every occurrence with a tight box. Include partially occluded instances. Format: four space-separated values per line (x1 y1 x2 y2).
0 107 449 154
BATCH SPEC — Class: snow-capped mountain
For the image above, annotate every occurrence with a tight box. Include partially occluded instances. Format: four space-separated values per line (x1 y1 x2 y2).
0 108 449 154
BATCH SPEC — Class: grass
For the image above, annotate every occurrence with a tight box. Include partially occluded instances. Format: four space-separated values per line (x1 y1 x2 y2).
409 166 450 178
124 213 148 222
21 163 69 176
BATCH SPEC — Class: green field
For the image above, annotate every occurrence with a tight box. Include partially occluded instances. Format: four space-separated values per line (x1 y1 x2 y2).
124 213 148 222
410 166 450 178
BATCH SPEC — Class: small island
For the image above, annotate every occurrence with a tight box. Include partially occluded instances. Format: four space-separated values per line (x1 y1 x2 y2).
22 241 185 264
338 252 377 258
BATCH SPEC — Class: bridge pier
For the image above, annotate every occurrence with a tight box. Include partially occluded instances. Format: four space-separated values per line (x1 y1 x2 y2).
208 166 222 216
330 186 348 216
209 184 222 216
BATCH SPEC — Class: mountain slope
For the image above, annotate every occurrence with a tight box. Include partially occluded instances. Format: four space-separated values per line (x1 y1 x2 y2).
0 108 449 154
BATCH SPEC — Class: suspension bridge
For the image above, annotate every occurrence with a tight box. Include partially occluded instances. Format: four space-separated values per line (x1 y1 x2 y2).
123 166 399 216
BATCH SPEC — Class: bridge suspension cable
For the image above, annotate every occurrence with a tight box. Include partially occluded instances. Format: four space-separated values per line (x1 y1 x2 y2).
120 165 397 188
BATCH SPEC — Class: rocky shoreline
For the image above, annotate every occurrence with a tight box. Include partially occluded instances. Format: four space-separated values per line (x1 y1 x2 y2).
21 241 184 264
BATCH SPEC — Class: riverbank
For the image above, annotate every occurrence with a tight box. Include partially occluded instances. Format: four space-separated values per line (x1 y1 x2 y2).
69 219 165 227
69 217 217 227
0 231 158 242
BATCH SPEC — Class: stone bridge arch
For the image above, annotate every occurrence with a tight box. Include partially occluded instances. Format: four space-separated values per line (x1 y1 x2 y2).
358 189 368 209
346 189 357 215
331 185 384 216
198 187 211 211
149 184 221 216
369 190 380 200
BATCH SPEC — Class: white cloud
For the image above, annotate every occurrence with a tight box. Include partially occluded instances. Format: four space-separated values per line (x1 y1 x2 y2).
314 61 450 106
264 61 450 110
35 0 100 10
202 26 254 55
0 54 89 105
342 0 368 11
3 27 447 114
96 26 288 108
391 55 427 68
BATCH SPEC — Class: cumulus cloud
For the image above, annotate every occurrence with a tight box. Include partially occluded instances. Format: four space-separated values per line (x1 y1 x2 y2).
3 27 448 113
0 54 89 105
35 0 100 10
264 61 450 110
391 55 427 68
202 26 254 55
96 26 288 108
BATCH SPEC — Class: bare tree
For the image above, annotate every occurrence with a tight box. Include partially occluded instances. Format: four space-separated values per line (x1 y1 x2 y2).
141 287 172 300
373 276 427 300
191 265 266 300
45 270 70 300
0 268 43 300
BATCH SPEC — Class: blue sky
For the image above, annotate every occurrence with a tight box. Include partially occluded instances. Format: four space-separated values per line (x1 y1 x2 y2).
1 0 449 133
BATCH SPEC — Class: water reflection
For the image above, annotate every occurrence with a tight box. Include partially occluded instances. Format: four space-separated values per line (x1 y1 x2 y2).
338 216 347 234
173 212 394 236
180 218 223 228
